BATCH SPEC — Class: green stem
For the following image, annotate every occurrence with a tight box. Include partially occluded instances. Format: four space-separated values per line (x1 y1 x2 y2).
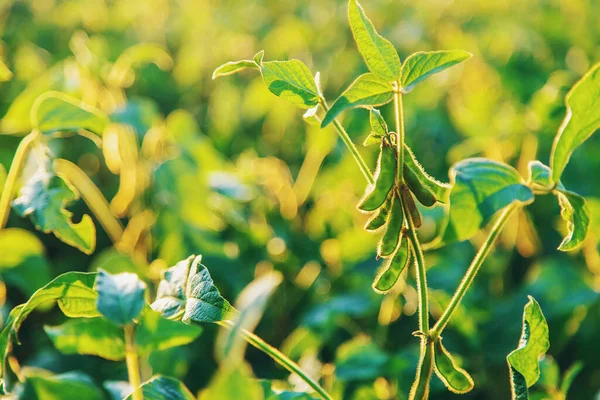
218 320 333 400
0 132 38 230
320 99 375 185
124 324 143 400
393 90 429 335
430 203 519 340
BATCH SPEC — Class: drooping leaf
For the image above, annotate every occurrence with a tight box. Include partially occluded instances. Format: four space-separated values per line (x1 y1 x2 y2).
200 363 263 400
321 73 393 127
31 91 108 136
216 271 282 364
433 340 474 394
95 270 146 326
12 166 96 254
125 375 195 400
556 190 589 251
259 59 319 109
348 0 401 81
135 308 202 356
212 60 258 79
400 50 472 93
443 158 535 242
507 296 550 399
404 145 451 203
44 317 125 361
550 63 600 182
372 238 409 294
17 370 103 400
369 108 388 137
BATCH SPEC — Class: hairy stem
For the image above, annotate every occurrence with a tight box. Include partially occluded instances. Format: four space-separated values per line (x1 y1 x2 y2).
320 99 375 185
0 132 38 230
218 320 333 400
53 158 124 244
124 324 143 400
430 203 520 340
394 90 429 334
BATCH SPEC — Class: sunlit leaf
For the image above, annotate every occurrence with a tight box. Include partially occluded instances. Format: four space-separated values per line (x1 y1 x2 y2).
348 0 401 81
135 308 202 356
32 91 108 136
200 363 263 400
400 50 471 93
443 158 535 242
108 43 173 88
507 296 549 399
212 60 258 79
369 108 388 137
550 63 600 182
17 369 102 400
433 340 474 394
259 59 319 109
95 270 146 326
13 165 96 254
44 317 125 361
527 161 556 191
321 73 393 127
125 375 194 400
556 190 589 251
261 380 318 399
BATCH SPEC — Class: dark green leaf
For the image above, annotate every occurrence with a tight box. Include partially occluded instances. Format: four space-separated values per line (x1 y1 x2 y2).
135 308 202 356
95 270 146 325
400 50 472 93
17 370 102 400
560 361 583 396
507 296 549 398
44 317 125 361
433 340 474 394
321 73 393 127
212 60 258 79
556 190 589 251
348 0 401 81
259 59 319 109
550 63 600 182
13 165 96 254
200 363 263 400
443 158 535 242
125 375 195 400
32 91 108 136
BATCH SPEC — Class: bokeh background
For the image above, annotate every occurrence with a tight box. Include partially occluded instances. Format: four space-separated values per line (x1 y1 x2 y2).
1 0 600 398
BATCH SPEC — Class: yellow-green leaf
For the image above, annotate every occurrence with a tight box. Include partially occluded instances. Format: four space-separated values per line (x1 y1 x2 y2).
212 60 258 79
125 375 195 400
556 190 589 251
260 59 319 109
401 50 472 93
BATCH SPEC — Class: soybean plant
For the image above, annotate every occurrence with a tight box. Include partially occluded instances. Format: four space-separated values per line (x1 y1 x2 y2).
213 0 600 398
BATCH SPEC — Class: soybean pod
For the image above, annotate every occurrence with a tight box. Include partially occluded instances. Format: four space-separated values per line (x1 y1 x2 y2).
372 237 410 293
409 340 434 400
401 185 422 228
358 142 396 212
377 193 404 257
404 164 436 207
364 193 392 231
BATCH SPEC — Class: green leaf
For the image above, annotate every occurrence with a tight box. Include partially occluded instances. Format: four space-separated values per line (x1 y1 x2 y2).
348 0 401 81
321 73 393 127
560 361 583 396
212 60 258 79
400 50 472 93
556 190 589 251
527 161 556 191
259 59 319 109
261 380 318 399
12 166 96 254
126 375 195 400
372 238 409 293
44 317 125 361
0 60 12 82
17 369 102 400
404 145 451 203
32 91 108 136
200 363 263 400
443 158 535 242
95 270 146 325
216 271 282 364
550 63 600 182
507 296 550 399
151 255 236 324
0 305 24 391
433 340 474 394
335 336 389 381
135 308 202 356
369 108 388 137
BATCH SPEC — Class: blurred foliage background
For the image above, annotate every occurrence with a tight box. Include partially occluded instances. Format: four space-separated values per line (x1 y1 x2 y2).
1 0 599 398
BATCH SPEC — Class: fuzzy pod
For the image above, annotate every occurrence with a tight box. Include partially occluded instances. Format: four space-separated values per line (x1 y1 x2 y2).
358 142 397 212
401 185 422 228
364 193 392 231
372 237 410 293
404 164 436 207
377 193 404 257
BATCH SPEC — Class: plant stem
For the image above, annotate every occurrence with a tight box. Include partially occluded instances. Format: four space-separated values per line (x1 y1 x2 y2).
0 132 37 230
393 90 429 335
124 324 143 400
218 320 333 400
320 99 375 185
53 158 124 245
430 203 520 340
